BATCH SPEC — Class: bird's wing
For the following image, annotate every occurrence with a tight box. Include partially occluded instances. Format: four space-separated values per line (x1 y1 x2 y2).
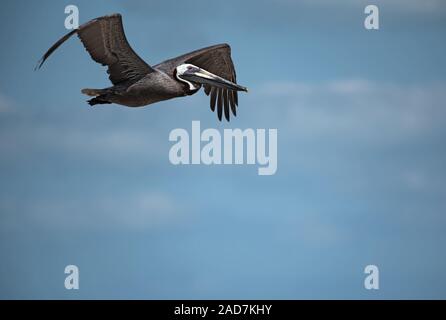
36 13 154 85
185 44 239 121
156 44 239 121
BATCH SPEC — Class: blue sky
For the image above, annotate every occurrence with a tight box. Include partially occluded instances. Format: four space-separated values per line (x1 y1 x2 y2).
1 0 446 299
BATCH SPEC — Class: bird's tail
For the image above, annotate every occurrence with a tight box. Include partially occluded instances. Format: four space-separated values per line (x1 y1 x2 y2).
82 88 113 106
81 88 104 97
87 96 111 106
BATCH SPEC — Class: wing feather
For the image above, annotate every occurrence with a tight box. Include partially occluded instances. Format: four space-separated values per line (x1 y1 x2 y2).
229 91 237 117
37 14 154 85
223 90 230 121
155 44 241 121
217 89 223 121
210 87 217 112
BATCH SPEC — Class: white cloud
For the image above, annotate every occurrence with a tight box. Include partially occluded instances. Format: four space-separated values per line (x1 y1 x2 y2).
257 79 446 145
0 104 167 165
47 128 166 159
0 93 14 113
0 94 187 231
288 215 347 248
106 192 180 229
0 190 187 231
402 170 428 190
326 79 373 94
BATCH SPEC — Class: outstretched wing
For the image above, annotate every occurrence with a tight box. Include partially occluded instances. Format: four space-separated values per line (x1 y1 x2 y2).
36 13 154 85
156 44 239 121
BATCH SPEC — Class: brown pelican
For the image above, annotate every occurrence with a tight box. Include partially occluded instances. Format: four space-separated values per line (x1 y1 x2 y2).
36 13 247 121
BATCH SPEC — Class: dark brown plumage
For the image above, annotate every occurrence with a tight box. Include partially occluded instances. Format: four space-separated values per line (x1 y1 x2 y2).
36 13 248 121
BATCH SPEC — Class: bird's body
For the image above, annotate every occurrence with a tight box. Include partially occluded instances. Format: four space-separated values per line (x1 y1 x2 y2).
37 13 247 121
83 70 189 107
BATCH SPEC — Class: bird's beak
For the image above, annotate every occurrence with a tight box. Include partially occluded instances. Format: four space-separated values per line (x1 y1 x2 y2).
182 67 248 92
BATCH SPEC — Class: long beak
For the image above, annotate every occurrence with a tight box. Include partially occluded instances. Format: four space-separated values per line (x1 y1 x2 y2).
182 67 248 92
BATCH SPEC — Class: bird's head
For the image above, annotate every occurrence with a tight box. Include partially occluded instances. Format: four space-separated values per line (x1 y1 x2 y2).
175 63 248 93
175 64 202 92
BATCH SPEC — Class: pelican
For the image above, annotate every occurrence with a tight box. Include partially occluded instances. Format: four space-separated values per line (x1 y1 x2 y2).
36 13 248 121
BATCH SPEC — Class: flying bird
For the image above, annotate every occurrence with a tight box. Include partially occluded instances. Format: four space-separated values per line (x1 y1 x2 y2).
36 13 248 121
